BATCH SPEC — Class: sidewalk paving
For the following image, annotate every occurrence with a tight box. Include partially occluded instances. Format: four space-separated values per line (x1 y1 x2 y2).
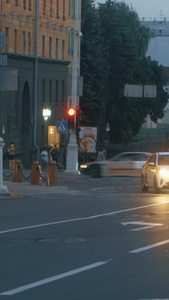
1 168 81 198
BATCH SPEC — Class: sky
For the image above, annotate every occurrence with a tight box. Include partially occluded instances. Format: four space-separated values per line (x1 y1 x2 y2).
94 0 169 19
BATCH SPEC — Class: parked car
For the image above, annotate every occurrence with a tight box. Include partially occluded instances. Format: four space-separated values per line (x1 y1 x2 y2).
80 152 152 178
141 152 169 193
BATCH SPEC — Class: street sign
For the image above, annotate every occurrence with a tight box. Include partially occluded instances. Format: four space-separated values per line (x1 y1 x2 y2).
56 121 68 134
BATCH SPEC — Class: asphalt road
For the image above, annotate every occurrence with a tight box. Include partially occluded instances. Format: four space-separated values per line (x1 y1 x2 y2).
1 175 169 300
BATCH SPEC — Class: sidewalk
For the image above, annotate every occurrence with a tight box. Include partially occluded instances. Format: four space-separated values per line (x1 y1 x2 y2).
2 168 81 198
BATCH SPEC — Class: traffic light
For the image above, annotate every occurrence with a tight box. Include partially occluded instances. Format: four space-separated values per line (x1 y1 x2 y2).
76 109 81 134
67 108 76 129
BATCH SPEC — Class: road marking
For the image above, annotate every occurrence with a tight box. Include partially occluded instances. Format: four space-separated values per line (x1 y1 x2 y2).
0 261 109 296
129 239 169 253
121 221 163 231
0 201 169 235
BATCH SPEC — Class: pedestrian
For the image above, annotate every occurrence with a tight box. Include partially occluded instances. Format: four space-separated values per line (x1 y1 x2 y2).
40 147 49 171
7 142 15 170
51 144 60 164
97 147 106 161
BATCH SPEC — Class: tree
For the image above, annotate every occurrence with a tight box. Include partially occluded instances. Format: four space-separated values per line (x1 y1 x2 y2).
80 0 169 144
80 0 109 143
98 0 168 142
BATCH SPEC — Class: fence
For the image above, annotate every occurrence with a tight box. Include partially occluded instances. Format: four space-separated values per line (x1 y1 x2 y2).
132 138 169 153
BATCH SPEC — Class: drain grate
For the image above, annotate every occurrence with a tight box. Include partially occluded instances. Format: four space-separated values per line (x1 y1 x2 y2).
37 238 87 243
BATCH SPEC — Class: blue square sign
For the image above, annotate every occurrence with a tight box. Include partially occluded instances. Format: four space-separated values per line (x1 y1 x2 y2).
56 121 68 134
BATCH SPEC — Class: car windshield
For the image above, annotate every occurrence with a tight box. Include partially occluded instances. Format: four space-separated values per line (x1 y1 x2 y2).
158 155 169 166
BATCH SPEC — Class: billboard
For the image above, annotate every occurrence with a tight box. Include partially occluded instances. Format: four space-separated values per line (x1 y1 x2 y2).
79 127 97 153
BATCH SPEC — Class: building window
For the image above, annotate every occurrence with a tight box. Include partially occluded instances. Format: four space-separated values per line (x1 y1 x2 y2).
6 0 10 3
43 0 46 14
14 29 18 53
42 80 45 103
23 0 26 9
15 0 19 5
55 80 58 103
5 27 9 51
72 0 75 18
49 80 52 103
42 36 45 57
69 0 71 17
62 40 64 60
71 30 74 54
28 0 32 10
50 0 53 16
56 0 59 18
55 38 58 59
28 32 31 55
68 31 71 54
63 0 65 20
23 31 26 54
62 80 64 104
49 37 52 58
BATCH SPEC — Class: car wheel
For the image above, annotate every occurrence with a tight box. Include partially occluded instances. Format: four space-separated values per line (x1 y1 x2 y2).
141 176 148 192
154 176 161 194
90 165 101 178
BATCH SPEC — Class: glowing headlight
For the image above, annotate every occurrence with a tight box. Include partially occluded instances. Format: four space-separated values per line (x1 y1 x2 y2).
80 165 88 169
159 169 169 177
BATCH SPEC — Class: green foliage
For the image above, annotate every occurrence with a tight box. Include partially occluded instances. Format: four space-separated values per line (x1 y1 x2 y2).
80 0 108 133
80 0 169 144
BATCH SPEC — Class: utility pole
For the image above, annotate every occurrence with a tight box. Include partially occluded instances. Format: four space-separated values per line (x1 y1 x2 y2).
65 0 80 174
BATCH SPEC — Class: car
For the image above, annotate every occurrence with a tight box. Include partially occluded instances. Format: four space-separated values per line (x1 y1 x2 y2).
141 152 169 193
80 151 152 178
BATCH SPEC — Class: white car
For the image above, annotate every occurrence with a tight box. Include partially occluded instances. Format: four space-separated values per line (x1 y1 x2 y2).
141 152 169 193
80 152 152 178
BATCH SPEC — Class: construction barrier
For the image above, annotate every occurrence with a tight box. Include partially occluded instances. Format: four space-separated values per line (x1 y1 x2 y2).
30 161 42 185
46 161 57 186
12 160 23 183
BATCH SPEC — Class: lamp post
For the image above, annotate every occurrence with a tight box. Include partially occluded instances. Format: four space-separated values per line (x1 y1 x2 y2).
65 0 80 174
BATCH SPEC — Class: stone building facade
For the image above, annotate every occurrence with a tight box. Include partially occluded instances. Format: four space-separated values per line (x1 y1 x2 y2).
0 0 81 167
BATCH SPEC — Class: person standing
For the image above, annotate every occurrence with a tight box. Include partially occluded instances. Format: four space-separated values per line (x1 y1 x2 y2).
40 147 49 171
97 147 106 161
51 145 60 164
7 142 15 170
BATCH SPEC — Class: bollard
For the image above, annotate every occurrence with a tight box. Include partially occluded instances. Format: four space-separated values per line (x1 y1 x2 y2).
12 160 23 183
31 161 42 185
46 161 57 186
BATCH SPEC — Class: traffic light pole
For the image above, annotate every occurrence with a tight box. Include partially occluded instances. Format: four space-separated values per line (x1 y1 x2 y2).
64 0 80 174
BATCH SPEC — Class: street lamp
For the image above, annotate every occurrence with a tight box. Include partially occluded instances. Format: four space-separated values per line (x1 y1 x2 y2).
42 108 51 121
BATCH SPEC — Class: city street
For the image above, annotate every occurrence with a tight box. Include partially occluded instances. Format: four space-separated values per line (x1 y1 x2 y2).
1 175 169 299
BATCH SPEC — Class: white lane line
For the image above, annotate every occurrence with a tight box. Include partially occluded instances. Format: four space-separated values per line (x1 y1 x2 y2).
0 261 109 296
0 201 169 235
129 239 169 253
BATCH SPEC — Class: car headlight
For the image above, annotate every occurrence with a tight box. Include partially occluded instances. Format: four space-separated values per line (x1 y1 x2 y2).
159 169 169 177
80 165 88 169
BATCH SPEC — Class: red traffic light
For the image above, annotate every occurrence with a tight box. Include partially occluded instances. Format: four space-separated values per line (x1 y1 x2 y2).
67 108 76 129
68 108 76 116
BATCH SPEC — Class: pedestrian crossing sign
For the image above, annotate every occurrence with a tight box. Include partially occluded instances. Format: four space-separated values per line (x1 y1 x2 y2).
56 121 68 134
